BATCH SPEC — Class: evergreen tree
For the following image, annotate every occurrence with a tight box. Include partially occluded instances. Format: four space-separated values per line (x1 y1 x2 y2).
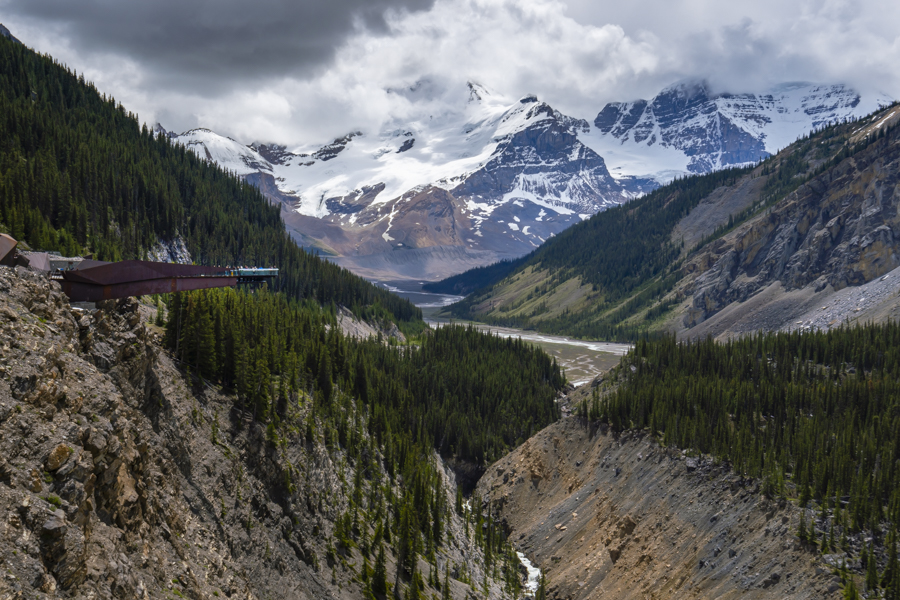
867 544 879 592
885 529 900 600
372 545 388 598
535 573 547 600
441 563 452 600
844 578 860 600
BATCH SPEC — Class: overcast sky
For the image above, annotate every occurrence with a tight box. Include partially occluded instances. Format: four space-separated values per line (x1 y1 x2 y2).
2 0 897 146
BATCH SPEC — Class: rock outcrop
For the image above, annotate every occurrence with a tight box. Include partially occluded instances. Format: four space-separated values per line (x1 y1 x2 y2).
0 267 500 599
477 415 843 600
683 115 900 329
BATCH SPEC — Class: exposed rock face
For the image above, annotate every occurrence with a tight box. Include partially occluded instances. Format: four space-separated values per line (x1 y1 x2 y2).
477 415 842 599
684 120 900 328
0 267 499 599
249 142 301 165
311 132 362 162
452 100 623 216
594 80 879 174
147 236 192 265
595 81 768 172
334 306 406 343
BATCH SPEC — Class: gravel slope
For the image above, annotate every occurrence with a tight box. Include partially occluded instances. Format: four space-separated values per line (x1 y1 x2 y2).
478 415 845 600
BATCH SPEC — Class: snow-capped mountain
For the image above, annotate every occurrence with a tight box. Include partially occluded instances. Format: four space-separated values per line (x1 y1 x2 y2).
168 83 647 279
583 80 892 180
166 80 890 281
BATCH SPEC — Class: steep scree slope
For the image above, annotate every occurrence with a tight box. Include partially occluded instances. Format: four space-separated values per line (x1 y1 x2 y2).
477 417 843 600
681 106 900 337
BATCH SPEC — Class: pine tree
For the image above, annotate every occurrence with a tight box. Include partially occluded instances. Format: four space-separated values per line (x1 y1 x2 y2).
397 498 418 578
867 543 879 592
372 545 388 597
441 563 452 600
798 510 809 545
535 573 547 600
844 578 860 600
885 529 900 600
195 298 217 379
154 297 165 327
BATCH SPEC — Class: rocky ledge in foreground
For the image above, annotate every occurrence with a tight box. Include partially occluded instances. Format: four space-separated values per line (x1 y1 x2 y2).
0 266 499 600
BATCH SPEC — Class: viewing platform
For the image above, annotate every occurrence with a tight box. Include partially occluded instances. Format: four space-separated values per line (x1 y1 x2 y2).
228 267 280 283
0 234 278 302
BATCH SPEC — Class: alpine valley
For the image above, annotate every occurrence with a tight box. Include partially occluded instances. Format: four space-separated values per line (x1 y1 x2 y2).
169 80 890 281
5 18 900 600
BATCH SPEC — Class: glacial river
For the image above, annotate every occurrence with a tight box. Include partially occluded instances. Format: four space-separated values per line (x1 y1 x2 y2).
376 280 632 386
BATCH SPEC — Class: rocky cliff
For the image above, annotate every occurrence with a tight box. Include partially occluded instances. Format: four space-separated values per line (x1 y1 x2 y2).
477 413 844 600
681 105 900 337
0 267 504 599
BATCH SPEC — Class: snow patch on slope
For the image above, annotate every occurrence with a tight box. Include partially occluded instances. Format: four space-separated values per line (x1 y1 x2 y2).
584 81 892 184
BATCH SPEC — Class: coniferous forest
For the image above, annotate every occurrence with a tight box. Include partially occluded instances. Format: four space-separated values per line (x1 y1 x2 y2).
0 34 419 323
165 288 564 467
581 324 900 595
162 287 564 597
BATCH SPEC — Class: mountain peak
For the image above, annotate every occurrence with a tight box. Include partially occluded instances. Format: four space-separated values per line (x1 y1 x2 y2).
0 24 22 45
653 79 711 111
467 81 491 103
660 78 710 96
151 122 177 139
587 80 889 178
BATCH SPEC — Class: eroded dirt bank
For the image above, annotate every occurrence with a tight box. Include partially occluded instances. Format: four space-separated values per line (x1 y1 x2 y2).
478 416 843 599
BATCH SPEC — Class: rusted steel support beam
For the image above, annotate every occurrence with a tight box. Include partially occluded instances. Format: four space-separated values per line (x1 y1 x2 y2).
60 276 238 302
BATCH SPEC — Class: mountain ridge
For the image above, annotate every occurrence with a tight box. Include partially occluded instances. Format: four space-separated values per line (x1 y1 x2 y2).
586 80 892 177
439 102 900 341
173 80 888 281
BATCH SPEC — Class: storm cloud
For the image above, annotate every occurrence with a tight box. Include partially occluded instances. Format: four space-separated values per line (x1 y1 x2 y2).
1 0 436 91
1 0 897 145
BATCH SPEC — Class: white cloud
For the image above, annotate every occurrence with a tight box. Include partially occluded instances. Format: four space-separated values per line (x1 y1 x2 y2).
222 0 665 143
3 0 898 146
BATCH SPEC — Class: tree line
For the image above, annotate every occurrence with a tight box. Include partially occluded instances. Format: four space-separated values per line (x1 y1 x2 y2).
0 34 419 323
582 324 900 597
